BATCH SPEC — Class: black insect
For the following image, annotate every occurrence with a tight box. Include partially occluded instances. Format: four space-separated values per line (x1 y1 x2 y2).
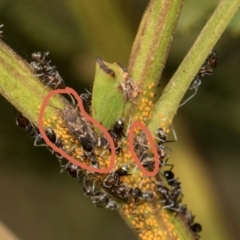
102 168 131 203
16 112 65 160
156 128 176 165
198 50 218 78
163 167 182 192
108 118 125 154
80 134 100 169
177 205 202 239
156 180 183 212
156 164 183 211
88 154 100 169
157 128 168 143
61 105 100 168
83 177 119 210
131 187 154 203
93 193 119 210
16 113 36 138
103 173 121 189
157 127 176 145
30 52 53 74
156 182 172 206
80 90 92 114
141 190 154 201
30 61 45 73
61 161 84 180
45 128 57 144
133 131 157 172
103 165 129 189
140 156 155 172
58 158 69 169
163 169 175 185
104 198 119 210
33 127 57 145
115 164 130 176
179 50 218 107
32 51 49 63
97 136 109 149
80 133 95 153
42 70 65 89
135 131 150 162
191 223 202 240
30 51 65 89
179 204 194 225
116 185 131 202
82 177 97 197
66 117 96 154
75 120 97 154
112 118 125 136
97 119 125 153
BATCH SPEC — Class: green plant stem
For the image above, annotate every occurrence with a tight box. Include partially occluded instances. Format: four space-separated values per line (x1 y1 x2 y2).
116 1 199 240
148 0 240 132
0 41 195 240
0 40 65 126
0 40 194 240
118 0 240 239
128 0 183 88
123 0 183 124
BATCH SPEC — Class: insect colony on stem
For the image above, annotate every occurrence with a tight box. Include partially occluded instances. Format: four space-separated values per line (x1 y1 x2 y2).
14 50 218 239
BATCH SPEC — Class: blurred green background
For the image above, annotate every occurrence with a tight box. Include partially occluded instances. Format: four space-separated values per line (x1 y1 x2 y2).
0 0 240 239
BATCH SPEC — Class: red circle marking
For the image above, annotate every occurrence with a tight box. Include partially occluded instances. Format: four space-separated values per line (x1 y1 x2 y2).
128 120 160 177
38 87 116 174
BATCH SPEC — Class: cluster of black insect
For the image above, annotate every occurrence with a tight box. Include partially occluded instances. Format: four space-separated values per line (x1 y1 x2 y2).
17 54 132 209
133 127 202 239
30 51 65 89
159 132 202 240
15 112 117 210
16 113 62 155
14 50 206 239
60 109 156 208
56 158 120 210
18 50 116 209
156 165 202 239
16 111 123 210
179 50 218 107
60 101 137 209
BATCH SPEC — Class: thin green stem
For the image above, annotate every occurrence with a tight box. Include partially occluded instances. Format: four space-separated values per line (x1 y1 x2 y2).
148 0 240 132
123 0 183 126
0 40 65 126
128 0 183 87
116 1 199 240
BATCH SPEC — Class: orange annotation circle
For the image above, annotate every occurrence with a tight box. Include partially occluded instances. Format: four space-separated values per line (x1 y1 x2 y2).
128 121 160 177
38 87 116 174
